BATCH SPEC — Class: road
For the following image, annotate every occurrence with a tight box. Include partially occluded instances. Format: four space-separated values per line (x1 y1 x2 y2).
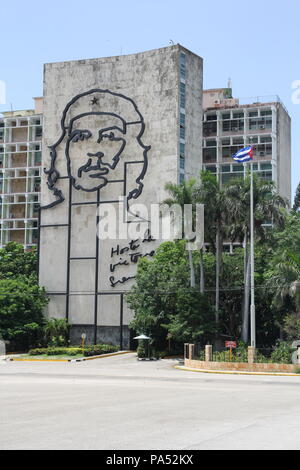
1 353 300 450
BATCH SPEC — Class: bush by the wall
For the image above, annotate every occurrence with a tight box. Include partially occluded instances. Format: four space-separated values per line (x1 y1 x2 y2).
83 344 118 357
28 347 82 356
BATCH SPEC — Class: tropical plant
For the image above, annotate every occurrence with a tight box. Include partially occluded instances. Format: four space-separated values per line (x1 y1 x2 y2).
163 179 197 288
0 276 48 351
223 174 287 342
193 170 227 322
44 318 70 347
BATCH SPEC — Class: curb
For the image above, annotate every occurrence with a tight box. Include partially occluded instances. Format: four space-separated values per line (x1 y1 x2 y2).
174 365 300 377
7 351 134 363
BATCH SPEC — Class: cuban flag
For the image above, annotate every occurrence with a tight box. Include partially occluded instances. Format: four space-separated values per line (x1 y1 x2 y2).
232 146 254 163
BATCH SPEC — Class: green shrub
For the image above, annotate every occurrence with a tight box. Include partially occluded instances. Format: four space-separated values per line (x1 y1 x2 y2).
136 342 147 359
44 318 70 347
83 344 118 357
28 347 82 356
270 341 294 364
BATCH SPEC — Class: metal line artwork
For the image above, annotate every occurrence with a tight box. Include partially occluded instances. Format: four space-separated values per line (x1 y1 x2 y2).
39 89 153 347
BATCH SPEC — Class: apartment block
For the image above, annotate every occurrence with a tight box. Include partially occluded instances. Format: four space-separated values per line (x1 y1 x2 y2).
0 98 43 248
202 88 291 205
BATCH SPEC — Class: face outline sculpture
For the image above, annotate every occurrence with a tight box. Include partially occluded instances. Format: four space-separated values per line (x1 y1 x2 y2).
43 89 151 209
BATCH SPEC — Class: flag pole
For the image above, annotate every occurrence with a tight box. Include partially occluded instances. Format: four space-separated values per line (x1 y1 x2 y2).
250 157 256 348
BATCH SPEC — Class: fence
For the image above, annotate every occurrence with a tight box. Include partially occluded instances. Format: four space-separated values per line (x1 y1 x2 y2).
184 343 300 373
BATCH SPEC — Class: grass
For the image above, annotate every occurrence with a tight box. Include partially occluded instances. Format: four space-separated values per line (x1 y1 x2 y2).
15 353 84 360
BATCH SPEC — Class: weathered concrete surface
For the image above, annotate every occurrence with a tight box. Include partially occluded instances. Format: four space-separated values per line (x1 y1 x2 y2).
1 354 300 450
40 45 203 347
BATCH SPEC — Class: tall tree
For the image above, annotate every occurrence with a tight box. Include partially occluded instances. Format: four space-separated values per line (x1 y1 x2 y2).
267 213 300 314
193 171 227 321
294 182 300 212
223 174 287 342
163 179 197 288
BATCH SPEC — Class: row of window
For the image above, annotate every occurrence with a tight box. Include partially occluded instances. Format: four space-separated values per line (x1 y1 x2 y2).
179 52 186 183
205 109 272 121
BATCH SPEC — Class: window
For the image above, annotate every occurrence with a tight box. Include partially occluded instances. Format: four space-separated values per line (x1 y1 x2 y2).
233 164 244 172
180 127 185 140
205 165 216 174
179 173 185 184
233 137 244 145
223 119 244 133
180 143 185 158
35 151 42 165
222 113 230 120
261 110 272 117
233 112 244 119
222 173 242 185
222 165 231 173
180 82 186 108
261 163 272 171
180 157 185 170
203 148 217 163
36 126 43 138
180 52 186 79
203 121 217 136
259 171 273 182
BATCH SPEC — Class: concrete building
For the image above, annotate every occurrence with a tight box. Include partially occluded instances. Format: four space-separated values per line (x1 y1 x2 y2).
39 45 203 348
202 88 291 206
0 98 43 248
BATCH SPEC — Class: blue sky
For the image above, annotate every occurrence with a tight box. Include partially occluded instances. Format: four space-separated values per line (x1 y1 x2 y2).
1 0 299 197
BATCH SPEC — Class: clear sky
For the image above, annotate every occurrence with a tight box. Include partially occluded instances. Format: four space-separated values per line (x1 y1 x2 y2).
1 0 299 197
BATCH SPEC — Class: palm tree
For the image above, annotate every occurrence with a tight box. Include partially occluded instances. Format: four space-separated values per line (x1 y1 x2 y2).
223 173 287 342
271 250 300 314
163 179 197 288
193 171 227 320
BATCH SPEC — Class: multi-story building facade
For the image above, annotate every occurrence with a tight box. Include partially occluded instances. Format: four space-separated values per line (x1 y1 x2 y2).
0 98 43 248
202 88 291 202
202 88 291 252
39 45 203 347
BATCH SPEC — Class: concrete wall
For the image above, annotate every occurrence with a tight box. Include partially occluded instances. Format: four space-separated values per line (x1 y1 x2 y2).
277 104 292 205
40 45 203 348
185 359 297 373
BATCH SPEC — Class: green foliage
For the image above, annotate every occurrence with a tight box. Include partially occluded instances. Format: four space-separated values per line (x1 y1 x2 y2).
44 318 70 347
127 241 216 349
83 344 118 357
0 276 48 351
212 342 249 363
270 341 294 364
0 243 37 280
28 347 82 356
294 182 300 212
283 314 300 341
136 341 148 358
266 212 300 317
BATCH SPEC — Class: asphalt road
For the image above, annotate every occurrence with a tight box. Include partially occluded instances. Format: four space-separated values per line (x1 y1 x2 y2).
1 353 300 450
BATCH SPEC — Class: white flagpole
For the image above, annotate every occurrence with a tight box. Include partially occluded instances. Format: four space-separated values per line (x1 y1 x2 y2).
250 157 256 347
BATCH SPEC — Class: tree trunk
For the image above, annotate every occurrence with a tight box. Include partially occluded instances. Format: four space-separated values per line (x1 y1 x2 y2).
188 249 195 288
199 248 205 294
215 224 223 325
242 250 251 343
